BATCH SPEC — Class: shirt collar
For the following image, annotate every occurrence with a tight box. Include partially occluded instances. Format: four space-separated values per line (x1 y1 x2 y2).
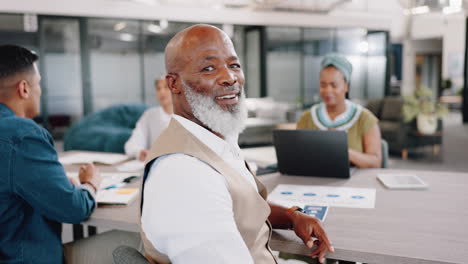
173 115 241 159
0 104 15 117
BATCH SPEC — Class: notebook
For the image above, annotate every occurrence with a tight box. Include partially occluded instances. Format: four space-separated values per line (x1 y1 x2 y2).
273 129 351 178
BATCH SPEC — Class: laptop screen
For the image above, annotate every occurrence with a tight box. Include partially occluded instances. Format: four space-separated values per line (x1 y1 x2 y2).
273 129 350 178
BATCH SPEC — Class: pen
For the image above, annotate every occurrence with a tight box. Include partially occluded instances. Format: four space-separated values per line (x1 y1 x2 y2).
123 175 139 183
102 183 125 190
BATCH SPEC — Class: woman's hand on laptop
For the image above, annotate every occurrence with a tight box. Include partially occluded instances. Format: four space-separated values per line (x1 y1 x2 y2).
290 212 334 263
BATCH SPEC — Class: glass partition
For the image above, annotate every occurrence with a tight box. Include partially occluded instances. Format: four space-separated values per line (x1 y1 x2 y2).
88 18 142 111
40 18 83 121
266 27 302 103
303 28 334 106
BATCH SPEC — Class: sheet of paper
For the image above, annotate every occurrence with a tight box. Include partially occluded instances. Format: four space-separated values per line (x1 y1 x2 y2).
96 188 139 205
116 160 145 172
269 184 376 209
67 172 140 205
304 205 329 222
67 172 140 190
59 152 129 165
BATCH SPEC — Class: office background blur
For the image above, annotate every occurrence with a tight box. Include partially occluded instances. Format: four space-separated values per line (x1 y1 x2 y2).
1 0 467 171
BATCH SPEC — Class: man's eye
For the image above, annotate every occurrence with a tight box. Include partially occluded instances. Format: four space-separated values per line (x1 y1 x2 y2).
202 66 215 72
230 63 241 69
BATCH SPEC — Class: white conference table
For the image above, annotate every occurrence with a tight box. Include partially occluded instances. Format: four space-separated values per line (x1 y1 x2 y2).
63 150 468 264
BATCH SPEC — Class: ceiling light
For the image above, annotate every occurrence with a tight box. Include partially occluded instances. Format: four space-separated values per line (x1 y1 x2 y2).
159 19 168 30
114 22 126 31
120 33 135 42
358 41 369 53
147 24 162 34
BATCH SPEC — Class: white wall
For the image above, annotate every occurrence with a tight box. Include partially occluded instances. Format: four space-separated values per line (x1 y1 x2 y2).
401 12 466 95
412 39 443 54
412 13 466 82
443 15 466 92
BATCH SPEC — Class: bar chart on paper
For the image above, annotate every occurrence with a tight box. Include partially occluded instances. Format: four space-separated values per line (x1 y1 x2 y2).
269 184 376 209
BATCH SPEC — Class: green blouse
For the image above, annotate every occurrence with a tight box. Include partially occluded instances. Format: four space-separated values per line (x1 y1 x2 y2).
296 107 378 153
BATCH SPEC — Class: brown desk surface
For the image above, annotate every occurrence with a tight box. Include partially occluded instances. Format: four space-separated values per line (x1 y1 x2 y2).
262 170 468 264
63 151 468 264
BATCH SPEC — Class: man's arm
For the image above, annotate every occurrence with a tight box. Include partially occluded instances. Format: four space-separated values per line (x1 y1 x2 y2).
268 202 334 263
124 111 150 159
12 128 97 224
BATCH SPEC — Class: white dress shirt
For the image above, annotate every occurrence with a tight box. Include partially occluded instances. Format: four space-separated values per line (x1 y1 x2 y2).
124 106 171 158
141 115 258 264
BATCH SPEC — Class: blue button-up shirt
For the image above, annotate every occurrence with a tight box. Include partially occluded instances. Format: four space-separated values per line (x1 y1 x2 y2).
0 104 96 264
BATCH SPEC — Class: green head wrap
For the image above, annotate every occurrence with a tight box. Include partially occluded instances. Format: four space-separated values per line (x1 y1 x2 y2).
321 53 353 84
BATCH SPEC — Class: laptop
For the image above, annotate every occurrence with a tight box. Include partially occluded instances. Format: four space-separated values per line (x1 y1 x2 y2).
273 129 353 178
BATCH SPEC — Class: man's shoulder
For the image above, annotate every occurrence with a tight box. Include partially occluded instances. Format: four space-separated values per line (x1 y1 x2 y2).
148 153 222 182
138 106 162 121
151 153 212 172
144 106 162 115
0 115 47 142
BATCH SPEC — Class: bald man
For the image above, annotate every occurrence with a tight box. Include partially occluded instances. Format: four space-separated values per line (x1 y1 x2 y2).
140 25 334 264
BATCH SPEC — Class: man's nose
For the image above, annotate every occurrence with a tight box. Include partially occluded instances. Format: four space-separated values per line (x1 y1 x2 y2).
218 67 237 86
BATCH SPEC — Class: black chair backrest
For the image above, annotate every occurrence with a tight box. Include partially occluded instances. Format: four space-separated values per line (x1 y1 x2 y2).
113 246 150 264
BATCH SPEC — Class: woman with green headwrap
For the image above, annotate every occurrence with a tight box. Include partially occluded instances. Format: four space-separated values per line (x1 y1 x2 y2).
297 53 382 168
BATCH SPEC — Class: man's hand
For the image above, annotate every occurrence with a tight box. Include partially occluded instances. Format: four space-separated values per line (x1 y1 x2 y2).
290 211 334 263
139 149 149 162
78 163 102 192
68 177 79 186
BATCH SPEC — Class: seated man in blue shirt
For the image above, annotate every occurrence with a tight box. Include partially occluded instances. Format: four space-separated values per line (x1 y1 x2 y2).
0 45 102 264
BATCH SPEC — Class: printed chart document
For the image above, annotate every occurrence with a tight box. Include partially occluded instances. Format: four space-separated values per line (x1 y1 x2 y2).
59 152 129 165
67 172 140 205
377 173 428 189
269 184 376 209
303 205 329 221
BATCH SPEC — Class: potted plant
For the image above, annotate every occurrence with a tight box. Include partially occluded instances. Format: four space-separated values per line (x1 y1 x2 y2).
402 87 449 135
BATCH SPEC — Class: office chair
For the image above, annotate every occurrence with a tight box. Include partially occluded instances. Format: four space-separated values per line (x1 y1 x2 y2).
113 246 150 264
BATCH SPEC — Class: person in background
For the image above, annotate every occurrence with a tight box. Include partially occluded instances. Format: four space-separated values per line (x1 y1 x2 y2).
124 77 173 161
140 24 334 264
0 44 101 264
296 53 382 168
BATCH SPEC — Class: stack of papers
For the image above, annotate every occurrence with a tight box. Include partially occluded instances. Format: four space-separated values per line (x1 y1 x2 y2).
59 152 129 165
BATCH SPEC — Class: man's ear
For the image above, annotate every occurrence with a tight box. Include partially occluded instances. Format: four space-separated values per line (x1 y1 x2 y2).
166 73 182 94
17 80 30 99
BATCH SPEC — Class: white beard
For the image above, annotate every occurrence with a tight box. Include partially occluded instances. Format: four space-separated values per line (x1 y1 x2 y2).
182 81 247 139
